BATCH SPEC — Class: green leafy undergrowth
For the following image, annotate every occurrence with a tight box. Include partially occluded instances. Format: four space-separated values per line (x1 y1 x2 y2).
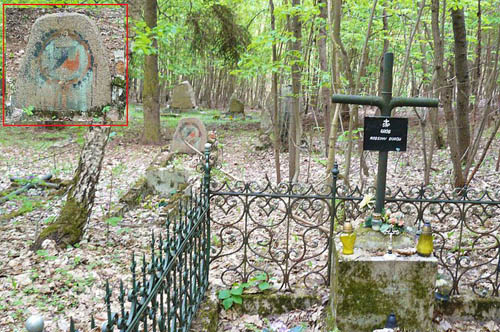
218 273 271 310
0 196 42 222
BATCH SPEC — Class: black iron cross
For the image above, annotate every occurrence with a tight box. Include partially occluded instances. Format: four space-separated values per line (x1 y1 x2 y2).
331 52 439 214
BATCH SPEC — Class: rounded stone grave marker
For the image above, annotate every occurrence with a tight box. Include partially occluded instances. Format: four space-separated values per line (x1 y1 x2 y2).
171 118 207 154
13 13 111 114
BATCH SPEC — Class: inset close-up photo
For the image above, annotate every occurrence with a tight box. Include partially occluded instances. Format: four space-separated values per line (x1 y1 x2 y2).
3 5 127 126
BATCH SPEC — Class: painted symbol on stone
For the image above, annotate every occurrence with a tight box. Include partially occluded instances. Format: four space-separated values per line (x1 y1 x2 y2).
39 30 92 85
36 29 94 110
180 123 202 146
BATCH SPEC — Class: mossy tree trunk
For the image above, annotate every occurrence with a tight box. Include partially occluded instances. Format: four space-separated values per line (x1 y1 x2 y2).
32 126 110 250
142 0 161 144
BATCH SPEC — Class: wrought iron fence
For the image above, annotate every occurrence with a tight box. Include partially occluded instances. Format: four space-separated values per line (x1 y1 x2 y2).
384 186 500 297
72 148 212 332
208 157 500 297
71 146 499 331
209 173 336 291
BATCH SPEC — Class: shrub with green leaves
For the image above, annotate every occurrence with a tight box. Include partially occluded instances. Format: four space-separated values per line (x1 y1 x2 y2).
218 273 271 310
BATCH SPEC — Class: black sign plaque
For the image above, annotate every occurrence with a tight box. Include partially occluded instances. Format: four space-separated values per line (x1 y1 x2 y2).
363 117 408 151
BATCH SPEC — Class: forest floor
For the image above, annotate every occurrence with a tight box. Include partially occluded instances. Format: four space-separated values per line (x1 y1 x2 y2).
0 105 499 332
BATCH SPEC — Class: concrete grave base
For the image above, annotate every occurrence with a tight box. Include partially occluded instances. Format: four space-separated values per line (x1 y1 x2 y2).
190 287 323 332
330 251 437 332
435 294 500 321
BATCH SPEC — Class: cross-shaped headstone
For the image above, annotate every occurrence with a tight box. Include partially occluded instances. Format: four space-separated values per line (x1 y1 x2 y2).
332 52 439 214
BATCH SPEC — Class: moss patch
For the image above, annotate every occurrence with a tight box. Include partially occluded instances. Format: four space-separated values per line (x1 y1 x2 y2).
333 257 437 332
435 295 500 321
192 290 322 331
32 197 89 249
231 290 321 316
190 295 220 332
0 199 42 222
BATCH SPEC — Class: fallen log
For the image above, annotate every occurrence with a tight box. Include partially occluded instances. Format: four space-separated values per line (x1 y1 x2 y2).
0 174 53 204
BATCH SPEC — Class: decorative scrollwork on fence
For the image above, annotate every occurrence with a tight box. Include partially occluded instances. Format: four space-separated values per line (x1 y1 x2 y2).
209 178 335 291
384 185 500 297
209 163 500 296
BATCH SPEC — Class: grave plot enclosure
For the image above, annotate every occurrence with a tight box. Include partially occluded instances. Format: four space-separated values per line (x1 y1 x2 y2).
78 150 500 331
208 159 500 297
12 12 111 115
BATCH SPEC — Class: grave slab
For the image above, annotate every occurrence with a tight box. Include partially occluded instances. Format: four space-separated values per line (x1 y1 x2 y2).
171 118 207 154
13 13 111 114
145 166 188 197
329 251 437 332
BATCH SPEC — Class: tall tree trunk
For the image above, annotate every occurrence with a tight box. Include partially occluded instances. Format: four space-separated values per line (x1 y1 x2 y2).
451 7 471 161
318 0 331 156
343 0 377 186
397 0 425 96
269 0 281 183
324 0 341 175
142 0 161 144
126 0 143 104
289 0 302 182
431 0 465 188
471 0 481 129
32 127 110 249
377 8 389 99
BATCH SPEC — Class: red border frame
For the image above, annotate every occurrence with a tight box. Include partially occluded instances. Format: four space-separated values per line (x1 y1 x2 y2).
2 3 129 127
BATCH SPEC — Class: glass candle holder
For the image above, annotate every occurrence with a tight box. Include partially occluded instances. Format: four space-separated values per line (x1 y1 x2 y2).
340 222 356 255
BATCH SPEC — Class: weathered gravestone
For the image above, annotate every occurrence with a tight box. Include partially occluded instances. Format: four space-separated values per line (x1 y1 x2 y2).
171 81 196 110
171 117 207 154
228 96 244 115
260 109 272 133
13 13 111 114
145 165 189 197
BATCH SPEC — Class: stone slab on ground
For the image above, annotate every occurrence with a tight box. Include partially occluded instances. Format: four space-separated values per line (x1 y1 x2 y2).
145 165 188 197
13 13 111 113
171 81 196 110
330 252 437 332
171 117 207 154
